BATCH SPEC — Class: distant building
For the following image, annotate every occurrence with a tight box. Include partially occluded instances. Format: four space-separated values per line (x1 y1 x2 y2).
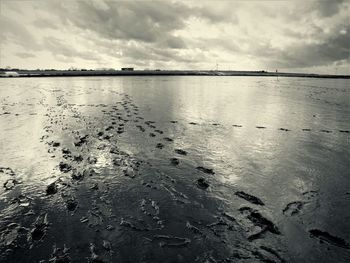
121 67 134 71
3 71 20 77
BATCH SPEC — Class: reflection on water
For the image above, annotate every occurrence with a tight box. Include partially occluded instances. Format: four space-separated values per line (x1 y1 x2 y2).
0 76 349 262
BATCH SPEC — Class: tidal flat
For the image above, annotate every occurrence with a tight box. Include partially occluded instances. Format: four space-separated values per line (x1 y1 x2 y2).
0 76 349 262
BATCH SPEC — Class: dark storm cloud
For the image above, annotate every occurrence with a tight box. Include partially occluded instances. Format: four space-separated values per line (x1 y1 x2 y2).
206 17 349 70
285 30 350 67
260 27 350 69
46 1 190 44
43 1 236 47
315 0 346 17
30 0 230 66
279 0 347 22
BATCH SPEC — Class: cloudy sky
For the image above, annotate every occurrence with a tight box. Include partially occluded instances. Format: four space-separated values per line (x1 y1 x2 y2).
0 0 349 74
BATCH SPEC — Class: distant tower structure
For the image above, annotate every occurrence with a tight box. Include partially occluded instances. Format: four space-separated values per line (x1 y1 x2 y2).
216 61 219 71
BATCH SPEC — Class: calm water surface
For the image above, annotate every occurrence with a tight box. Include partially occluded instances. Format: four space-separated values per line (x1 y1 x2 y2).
0 76 349 262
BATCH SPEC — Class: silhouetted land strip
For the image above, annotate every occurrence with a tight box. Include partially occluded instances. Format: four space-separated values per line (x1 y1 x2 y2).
1 69 349 79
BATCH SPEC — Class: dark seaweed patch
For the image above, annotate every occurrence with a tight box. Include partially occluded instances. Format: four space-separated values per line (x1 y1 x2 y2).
197 178 210 189
66 199 78 211
62 148 71 155
170 158 179 166
0 167 15 176
283 201 303 216
279 128 290 131
136 125 145 132
309 229 350 249
59 162 72 173
74 135 88 147
235 191 265 206
4 179 19 190
196 166 215 175
52 142 60 147
156 143 164 149
46 182 57 195
175 149 187 155
152 235 191 247
239 207 280 236
73 155 83 162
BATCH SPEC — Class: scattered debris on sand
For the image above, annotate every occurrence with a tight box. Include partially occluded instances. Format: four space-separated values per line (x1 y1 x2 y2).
0 85 347 262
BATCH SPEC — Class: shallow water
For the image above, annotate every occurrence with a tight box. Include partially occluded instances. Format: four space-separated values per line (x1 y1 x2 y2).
0 76 349 262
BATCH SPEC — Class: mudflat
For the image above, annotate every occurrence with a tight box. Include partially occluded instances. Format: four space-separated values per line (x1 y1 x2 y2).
0 76 349 262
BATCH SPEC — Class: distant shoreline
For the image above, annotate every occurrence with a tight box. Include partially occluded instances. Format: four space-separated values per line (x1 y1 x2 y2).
0 70 349 79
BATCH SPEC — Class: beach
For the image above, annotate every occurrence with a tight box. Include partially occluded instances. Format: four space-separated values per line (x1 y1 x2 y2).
0 76 349 262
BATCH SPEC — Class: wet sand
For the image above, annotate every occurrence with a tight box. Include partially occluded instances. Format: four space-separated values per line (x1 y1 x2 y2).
0 76 349 262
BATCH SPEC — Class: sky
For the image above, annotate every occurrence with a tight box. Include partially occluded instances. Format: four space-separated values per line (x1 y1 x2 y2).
0 0 349 74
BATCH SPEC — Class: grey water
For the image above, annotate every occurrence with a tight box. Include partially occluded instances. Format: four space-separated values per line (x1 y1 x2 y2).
0 76 349 262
